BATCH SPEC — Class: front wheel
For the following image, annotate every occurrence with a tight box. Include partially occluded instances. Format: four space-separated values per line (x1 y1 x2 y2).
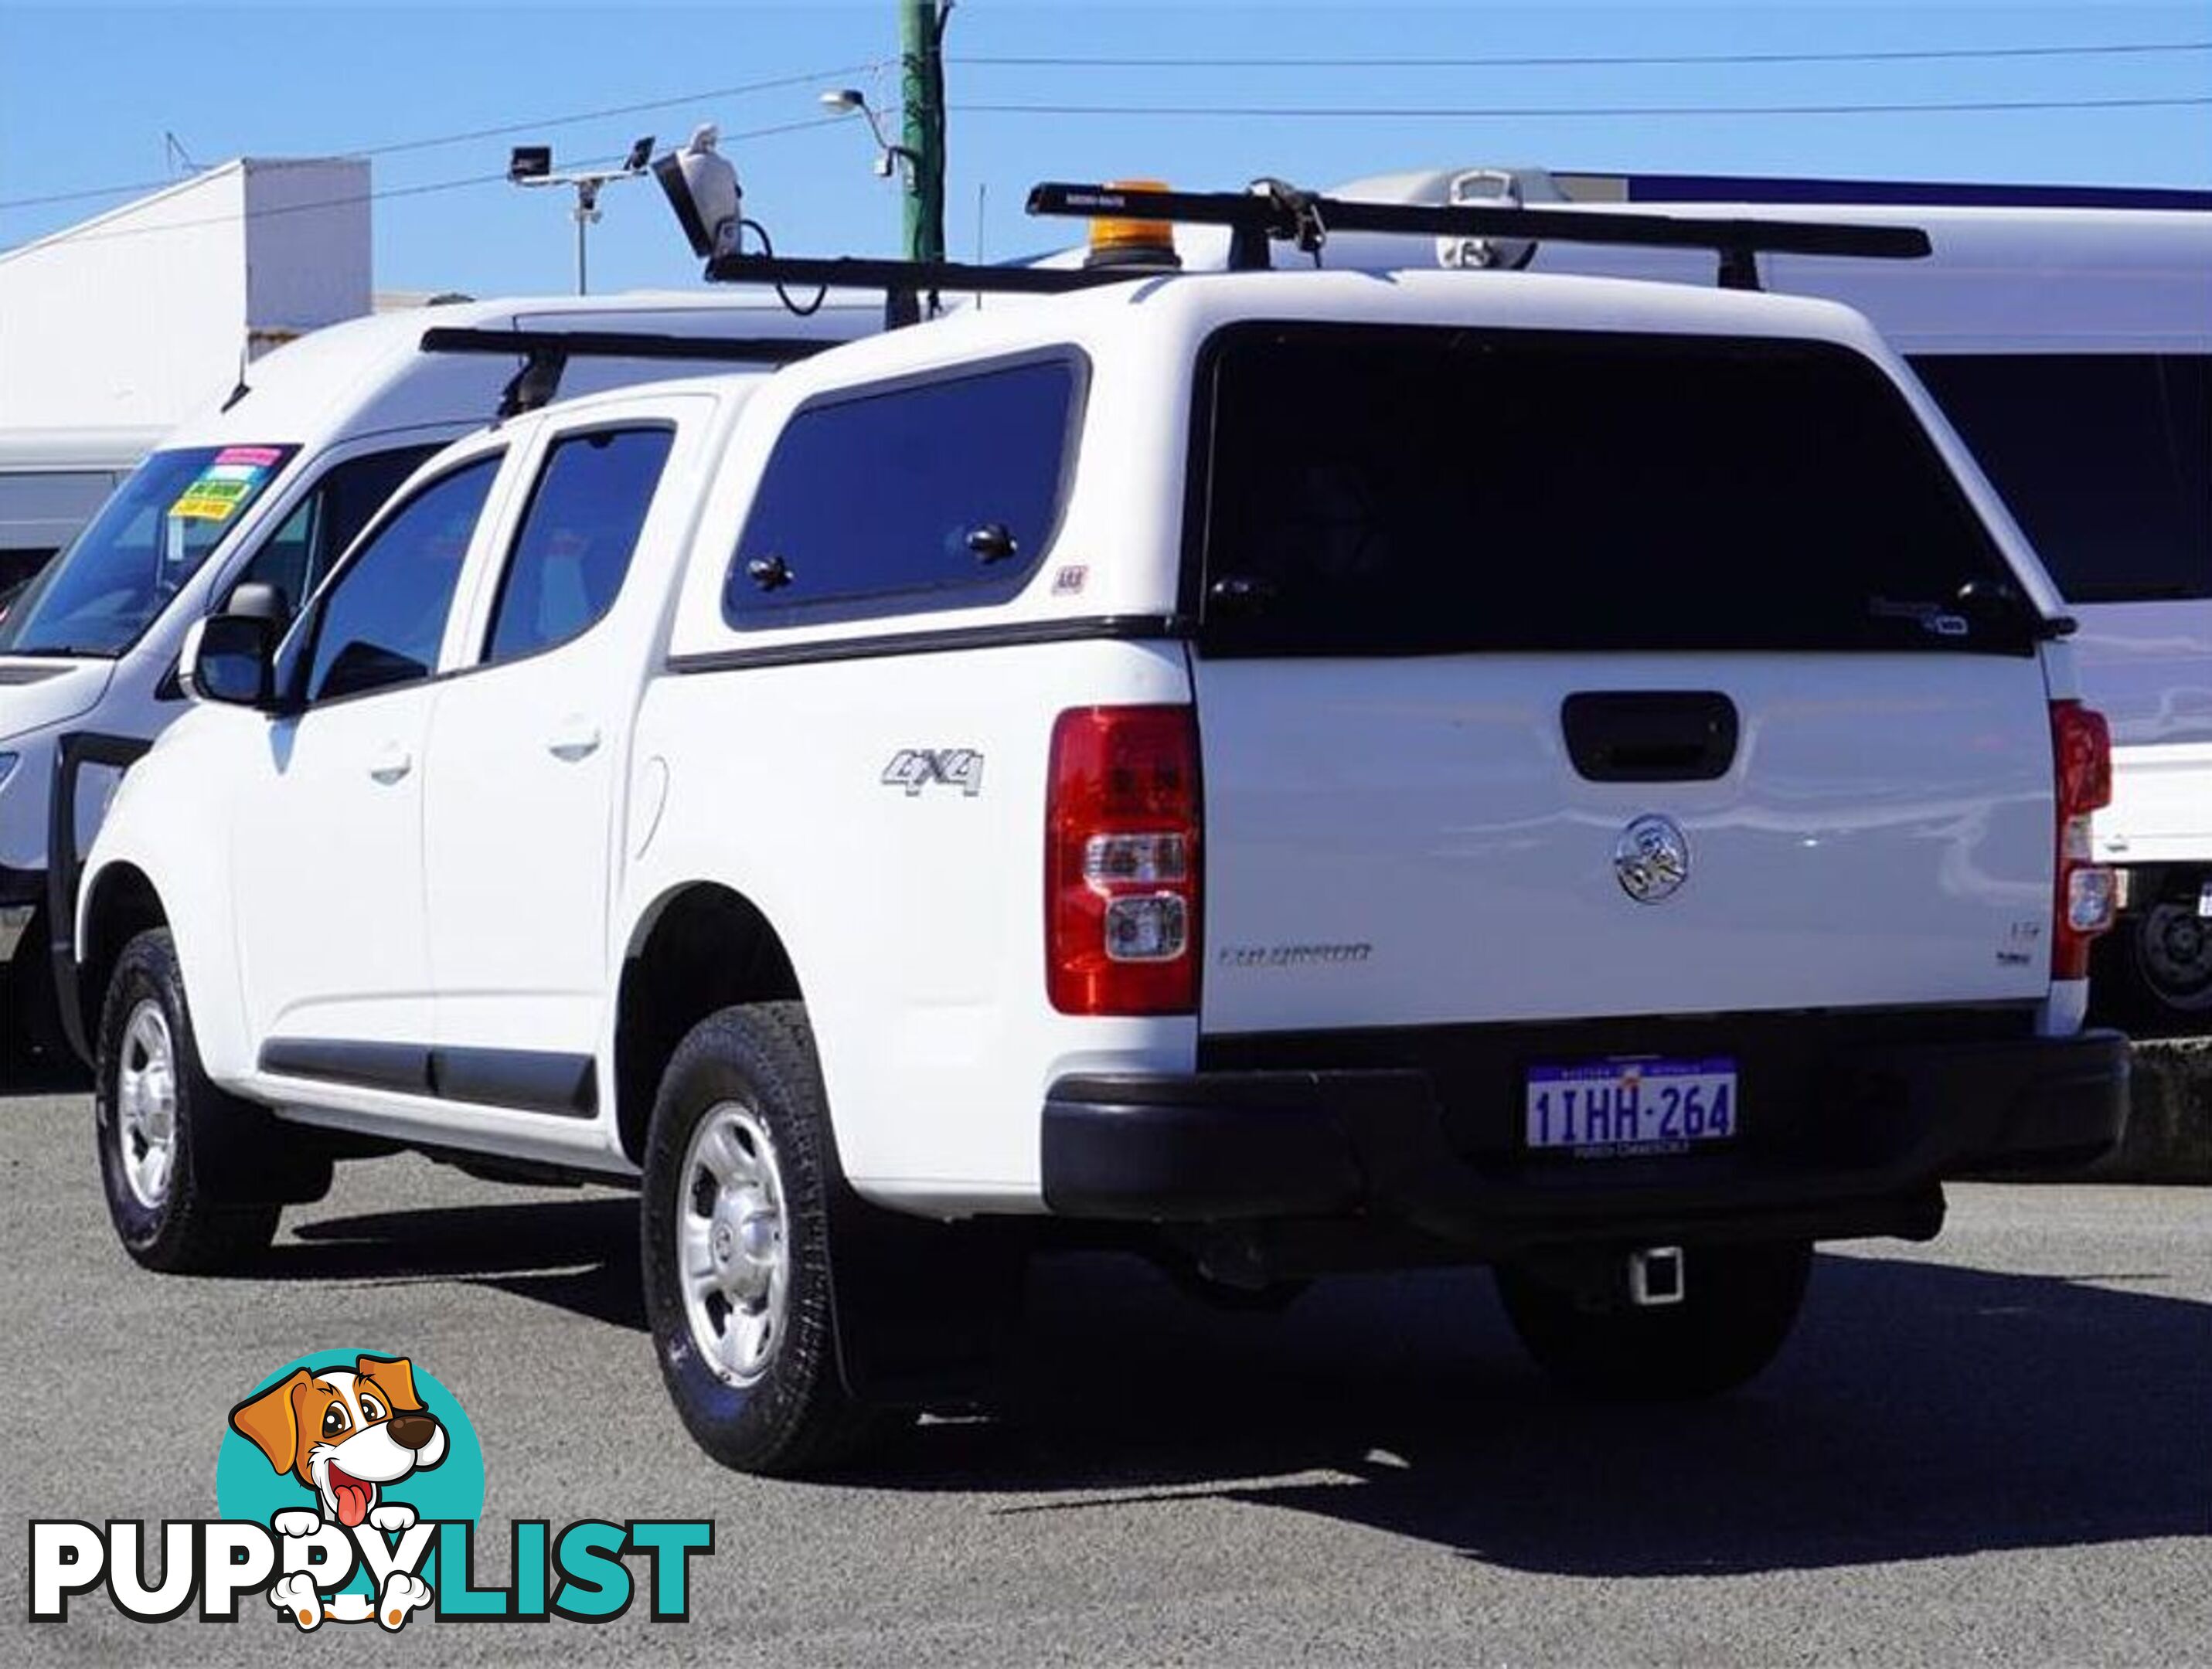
641 1002 894 1476
94 929 282 1272
1495 1240 1812 1401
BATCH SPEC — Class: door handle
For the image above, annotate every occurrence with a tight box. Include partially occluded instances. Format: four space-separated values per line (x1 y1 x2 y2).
546 719 601 763
367 743 413 785
1560 692 1739 784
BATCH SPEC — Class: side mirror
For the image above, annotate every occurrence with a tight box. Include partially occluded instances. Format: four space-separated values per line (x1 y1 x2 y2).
225 580 289 623
179 612 281 709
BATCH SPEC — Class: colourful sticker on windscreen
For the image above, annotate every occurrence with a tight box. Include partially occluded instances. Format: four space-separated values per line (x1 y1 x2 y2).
170 461 271 522
213 445 285 468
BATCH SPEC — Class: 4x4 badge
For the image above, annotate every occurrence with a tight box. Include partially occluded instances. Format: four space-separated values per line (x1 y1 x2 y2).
1615 814 1690 903
882 748 985 797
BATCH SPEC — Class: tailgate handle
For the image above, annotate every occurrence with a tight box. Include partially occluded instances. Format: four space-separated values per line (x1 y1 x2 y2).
1561 692 1739 783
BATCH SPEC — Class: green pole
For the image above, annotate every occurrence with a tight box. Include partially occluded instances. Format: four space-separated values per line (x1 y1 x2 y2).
900 0 945 264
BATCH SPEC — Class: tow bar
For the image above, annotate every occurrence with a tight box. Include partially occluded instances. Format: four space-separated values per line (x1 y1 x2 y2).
1629 1246 1686 1307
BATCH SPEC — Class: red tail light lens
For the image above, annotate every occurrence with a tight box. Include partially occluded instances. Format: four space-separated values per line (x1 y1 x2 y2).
2050 699 2116 979
1046 705 1201 1014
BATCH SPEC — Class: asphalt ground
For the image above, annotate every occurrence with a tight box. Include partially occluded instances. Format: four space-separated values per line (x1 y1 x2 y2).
2 1082 2207 1667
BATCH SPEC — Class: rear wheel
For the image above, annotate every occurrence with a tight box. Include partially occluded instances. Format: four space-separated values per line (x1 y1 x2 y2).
1496 1240 1812 1400
94 929 283 1272
641 1002 897 1476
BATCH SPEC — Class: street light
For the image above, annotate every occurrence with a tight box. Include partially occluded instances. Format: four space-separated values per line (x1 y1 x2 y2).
507 134 656 295
818 88 917 183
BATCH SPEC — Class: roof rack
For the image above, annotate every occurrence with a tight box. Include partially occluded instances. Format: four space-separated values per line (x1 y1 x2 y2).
1025 178 1932 290
418 325 836 416
686 175 1932 318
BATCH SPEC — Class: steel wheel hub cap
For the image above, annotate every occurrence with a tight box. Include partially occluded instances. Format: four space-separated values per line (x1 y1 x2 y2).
677 1103 790 1387
116 999 179 1209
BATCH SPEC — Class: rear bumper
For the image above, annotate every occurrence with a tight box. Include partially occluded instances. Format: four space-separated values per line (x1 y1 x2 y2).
1040 1026 2129 1255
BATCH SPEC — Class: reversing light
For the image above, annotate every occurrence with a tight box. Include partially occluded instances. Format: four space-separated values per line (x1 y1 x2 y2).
1083 180 1183 270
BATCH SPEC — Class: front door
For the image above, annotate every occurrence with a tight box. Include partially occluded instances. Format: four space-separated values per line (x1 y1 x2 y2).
233 454 505 1063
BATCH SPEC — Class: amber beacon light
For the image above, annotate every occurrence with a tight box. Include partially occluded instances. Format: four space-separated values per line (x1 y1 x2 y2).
1083 181 1183 270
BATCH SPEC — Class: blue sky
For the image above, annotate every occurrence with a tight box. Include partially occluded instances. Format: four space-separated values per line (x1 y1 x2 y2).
3 2 2207 298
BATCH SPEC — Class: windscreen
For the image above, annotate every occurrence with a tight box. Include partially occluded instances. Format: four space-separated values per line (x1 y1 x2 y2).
1190 325 2039 657
0 444 296 657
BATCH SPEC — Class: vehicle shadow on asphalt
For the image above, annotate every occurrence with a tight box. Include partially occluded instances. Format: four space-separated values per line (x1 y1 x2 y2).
890 1250 2212 1576
271 1195 2210 1576
276 1197 647 1331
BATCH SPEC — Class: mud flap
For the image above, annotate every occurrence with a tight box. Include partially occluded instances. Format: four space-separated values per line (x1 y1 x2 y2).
825 1193 1029 1409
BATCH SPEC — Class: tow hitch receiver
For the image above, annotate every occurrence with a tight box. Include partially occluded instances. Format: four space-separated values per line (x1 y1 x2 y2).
1629 1246 1686 1307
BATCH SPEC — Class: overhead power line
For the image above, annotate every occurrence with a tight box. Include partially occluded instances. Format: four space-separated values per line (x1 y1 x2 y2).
0 116 859 257
12 38 2204 216
0 63 879 215
955 39 2212 70
962 93 2212 121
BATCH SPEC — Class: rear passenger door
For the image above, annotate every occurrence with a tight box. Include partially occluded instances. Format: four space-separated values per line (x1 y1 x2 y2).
421 412 689 1100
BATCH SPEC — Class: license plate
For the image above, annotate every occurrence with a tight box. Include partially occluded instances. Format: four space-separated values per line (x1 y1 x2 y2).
1525 1056 1738 1158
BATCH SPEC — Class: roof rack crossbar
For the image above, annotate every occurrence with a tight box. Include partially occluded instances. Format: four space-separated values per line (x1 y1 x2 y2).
1024 180 1933 287
700 253 1138 297
417 326 833 366
419 325 836 417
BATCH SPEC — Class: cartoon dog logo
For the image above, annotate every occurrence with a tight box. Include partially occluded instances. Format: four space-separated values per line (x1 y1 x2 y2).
230 1355 445 1630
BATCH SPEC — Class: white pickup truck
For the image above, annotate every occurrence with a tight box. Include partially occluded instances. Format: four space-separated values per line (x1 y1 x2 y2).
73 257 2129 1474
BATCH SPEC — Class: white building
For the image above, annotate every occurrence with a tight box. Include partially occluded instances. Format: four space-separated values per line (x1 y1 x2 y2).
0 158 373 583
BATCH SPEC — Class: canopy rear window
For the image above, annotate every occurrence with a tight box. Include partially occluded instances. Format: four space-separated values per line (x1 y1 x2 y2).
1188 325 2038 657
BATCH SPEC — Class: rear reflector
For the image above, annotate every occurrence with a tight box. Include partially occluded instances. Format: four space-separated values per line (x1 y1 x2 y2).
2050 700 2115 979
1046 705 1201 1013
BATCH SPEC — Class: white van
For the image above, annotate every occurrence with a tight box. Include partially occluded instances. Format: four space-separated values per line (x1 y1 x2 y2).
0 292 869 1065
1227 169 2211 1027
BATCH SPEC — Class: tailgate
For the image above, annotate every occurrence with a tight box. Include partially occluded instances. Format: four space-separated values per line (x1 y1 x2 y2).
1196 653 2055 1032
1184 320 2059 1035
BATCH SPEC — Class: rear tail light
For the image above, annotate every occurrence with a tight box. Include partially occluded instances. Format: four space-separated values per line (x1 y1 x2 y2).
1046 705 1200 1014
2050 699 2116 979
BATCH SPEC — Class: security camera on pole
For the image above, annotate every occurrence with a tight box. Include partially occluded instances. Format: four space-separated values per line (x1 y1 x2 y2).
508 136 657 296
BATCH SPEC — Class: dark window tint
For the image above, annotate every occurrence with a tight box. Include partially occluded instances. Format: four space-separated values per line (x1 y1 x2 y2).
484 427 673 665
1911 354 2211 603
727 357 1078 624
305 457 499 702
1193 325 2036 657
231 445 442 618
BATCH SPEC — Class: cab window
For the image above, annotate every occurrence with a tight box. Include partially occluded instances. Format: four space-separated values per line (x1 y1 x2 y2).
482 427 674 665
302 456 500 703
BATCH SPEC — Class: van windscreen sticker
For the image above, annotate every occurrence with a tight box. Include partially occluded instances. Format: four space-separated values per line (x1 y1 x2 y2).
170 455 277 522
